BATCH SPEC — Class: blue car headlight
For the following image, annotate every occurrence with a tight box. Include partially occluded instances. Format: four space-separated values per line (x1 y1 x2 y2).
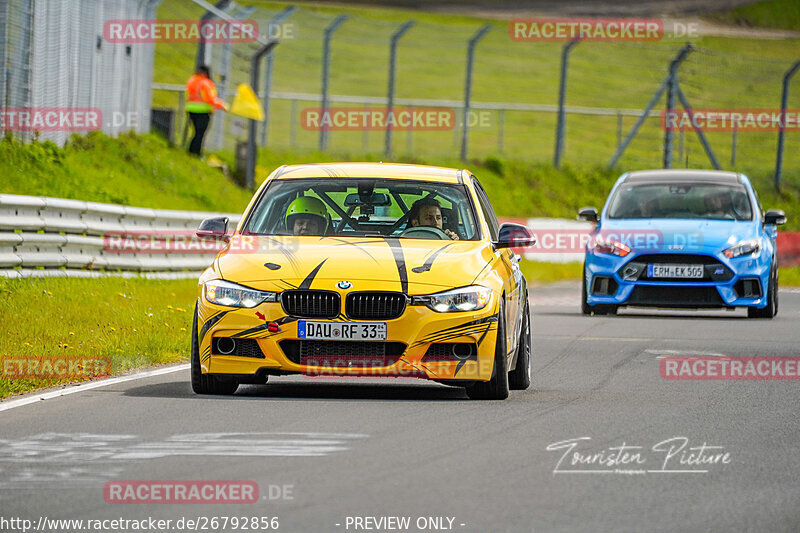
204 279 278 308
723 238 760 259
411 285 492 313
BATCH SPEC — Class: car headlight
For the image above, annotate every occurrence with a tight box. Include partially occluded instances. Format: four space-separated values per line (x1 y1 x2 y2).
590 234 631 257
204 279 278 308
411 285 492 313
723 238 760 259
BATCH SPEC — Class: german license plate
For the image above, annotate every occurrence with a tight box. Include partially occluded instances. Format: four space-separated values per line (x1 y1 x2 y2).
648 264 704 278
297 321 387 341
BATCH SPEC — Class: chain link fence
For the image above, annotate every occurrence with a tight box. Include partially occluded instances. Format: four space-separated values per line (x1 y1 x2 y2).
148 2 799 190
1 0 159 146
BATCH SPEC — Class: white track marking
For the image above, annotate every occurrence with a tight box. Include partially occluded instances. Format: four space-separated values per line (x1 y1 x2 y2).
0 364 189 413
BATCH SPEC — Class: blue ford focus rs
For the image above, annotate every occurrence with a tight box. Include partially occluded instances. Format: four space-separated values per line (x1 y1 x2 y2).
579 170 786 318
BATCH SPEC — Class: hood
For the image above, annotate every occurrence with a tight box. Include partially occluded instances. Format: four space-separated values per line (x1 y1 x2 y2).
598 218 759 254
215 235 495 294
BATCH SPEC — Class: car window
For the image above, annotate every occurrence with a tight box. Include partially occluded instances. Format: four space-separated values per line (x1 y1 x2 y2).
607 183 753 221
242 179 480 240
472 177 499 241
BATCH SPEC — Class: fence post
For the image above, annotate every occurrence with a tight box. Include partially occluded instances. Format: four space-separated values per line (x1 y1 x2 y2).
319 15 348 152
663 44 693 169
247 39 279 190
554 39 579 168
460 25 491 162
498 109 505 153
385 20 415 158
261 6 297 148
775 59 800 192
731 123 737 167
674 84 720 170
290 99 297 148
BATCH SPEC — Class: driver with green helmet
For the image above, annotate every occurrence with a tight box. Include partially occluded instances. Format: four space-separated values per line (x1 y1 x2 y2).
285 196 329 236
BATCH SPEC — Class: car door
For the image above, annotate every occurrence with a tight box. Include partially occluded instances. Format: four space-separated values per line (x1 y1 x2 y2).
472 178 522 355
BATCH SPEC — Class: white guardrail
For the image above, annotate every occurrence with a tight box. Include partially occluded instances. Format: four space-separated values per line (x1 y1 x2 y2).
0 194 240 279
0 194 589 279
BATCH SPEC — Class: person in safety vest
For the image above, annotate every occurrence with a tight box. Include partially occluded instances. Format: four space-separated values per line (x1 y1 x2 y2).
185 65 227 156
285 197 330 236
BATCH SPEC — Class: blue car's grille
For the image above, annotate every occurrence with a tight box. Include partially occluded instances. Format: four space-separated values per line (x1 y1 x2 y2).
631 254 732 282
628 286 726 308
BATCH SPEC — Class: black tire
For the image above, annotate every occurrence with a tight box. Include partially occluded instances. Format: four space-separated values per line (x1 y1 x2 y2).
583 265 617 316
748 262 778 319
508 301 531 391
191 304 239 395
466 300 510 400
581 265 591 315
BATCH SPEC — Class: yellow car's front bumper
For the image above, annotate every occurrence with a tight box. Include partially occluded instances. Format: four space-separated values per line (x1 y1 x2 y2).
196 297 500 383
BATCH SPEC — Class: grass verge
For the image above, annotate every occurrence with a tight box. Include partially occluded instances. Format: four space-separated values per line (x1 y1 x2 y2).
0 132 251 213
0 277 197 399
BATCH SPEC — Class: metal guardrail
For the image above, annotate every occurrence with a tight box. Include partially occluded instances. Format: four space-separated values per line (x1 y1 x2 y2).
0 194 240 278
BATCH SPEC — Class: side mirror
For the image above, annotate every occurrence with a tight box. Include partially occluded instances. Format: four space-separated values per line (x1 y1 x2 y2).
197 216 230 242
578 207 598 222
495 223 536 249
764 209 786 226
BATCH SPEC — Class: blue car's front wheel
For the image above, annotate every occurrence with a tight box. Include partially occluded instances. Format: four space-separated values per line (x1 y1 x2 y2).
748 260 778 319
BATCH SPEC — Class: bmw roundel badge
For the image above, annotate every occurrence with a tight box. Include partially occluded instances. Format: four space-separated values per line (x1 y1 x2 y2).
337 281 352 290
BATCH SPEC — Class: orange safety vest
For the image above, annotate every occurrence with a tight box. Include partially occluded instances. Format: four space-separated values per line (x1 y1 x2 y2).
185 74 225 114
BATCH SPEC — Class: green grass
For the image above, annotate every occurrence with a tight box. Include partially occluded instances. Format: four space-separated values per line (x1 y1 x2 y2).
0 132 252 212
710 0 800 32
0 277 198 399
3 131 799 229
519 260 582 287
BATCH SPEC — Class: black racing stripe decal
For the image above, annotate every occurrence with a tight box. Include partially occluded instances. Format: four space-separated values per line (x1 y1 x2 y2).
279 280 298 289
233 324 270 338
324 237 381 264
199 311 230 343
299 259 328 289
410 326 493 348
201 345 211 364
411 243 453 273
382 237 408 294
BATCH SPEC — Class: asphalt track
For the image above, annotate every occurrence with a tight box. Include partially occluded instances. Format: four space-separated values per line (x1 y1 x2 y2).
1 283 799 533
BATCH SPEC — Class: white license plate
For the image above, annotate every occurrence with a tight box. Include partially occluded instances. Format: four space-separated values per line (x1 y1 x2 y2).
648 264 704 279
297 320 387 341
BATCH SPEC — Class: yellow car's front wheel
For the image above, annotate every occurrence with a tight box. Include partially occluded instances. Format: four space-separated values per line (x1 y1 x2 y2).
191 304 239 396
466 300 509 400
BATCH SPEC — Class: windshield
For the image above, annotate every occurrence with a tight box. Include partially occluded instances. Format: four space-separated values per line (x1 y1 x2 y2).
607 183 753 221
242 179 481 240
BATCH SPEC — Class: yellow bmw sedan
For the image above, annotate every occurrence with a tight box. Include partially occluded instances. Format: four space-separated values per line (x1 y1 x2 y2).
191 163 534 400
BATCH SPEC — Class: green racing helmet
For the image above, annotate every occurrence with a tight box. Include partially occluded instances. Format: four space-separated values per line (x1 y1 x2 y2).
285 196 329 232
